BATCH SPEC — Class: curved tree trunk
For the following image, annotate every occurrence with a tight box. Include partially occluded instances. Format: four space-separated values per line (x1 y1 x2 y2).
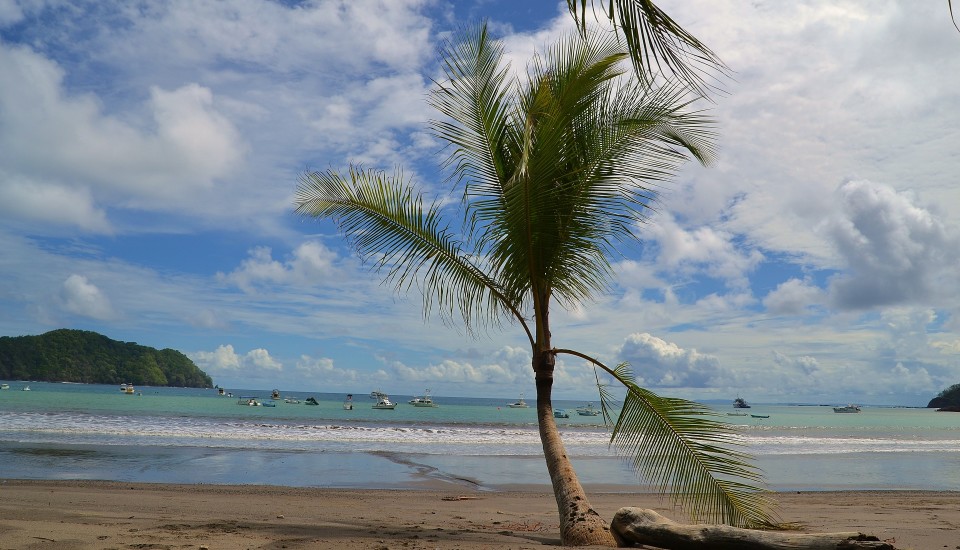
534 347 616 546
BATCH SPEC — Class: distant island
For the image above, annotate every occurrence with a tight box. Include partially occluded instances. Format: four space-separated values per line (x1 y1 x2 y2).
0 329 212 388
927 383 960 412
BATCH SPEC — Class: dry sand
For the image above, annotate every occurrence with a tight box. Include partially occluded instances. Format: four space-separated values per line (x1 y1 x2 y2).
0 480 957 549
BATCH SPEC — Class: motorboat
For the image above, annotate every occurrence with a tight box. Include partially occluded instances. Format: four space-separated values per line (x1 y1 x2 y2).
726 412 748 416
342 394 354 410
238 397 262 406
554 408 569 418
370 391 396 410
508 393 529 408
733 397 751 408
21 385 31 391
271 389 281 400
833 404 861 413
409 389 438 407
284 397 301 404
124 385 135 394
1 383 10 390
304 397 320 406
576 403 600 416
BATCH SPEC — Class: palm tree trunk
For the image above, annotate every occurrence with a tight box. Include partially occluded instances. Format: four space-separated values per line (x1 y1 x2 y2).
534 348 616 546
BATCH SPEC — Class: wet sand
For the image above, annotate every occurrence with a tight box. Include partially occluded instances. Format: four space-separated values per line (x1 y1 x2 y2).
0 480 956 549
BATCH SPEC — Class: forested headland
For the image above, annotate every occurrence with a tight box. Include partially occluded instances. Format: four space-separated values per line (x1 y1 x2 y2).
928 383 960 411
0 329 212 388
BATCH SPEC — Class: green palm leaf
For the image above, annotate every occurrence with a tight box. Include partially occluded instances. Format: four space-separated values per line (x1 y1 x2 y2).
567 0 729 98
294 166 527 338
607 364 776 528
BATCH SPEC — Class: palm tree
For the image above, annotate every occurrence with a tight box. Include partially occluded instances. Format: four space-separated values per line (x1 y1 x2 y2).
566 0 729 99
295 25 772 546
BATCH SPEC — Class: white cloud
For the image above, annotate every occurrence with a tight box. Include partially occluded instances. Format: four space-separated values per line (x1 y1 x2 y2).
643 214 764 289
617 333 724 388
0 43 246 230
295 355 365 384
763 278 825 315
59 274 116 320
189 344 282 376
0 175 111 233
218 241 340 292
821 180 960 310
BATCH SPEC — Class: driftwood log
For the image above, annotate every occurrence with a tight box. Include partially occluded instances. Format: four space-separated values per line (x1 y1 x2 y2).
610 508 896 549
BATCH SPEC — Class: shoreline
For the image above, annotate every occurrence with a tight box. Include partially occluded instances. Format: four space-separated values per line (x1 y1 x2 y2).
0 480 956 549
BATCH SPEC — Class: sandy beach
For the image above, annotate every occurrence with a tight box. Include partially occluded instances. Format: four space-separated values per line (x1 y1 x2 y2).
0 481 956 549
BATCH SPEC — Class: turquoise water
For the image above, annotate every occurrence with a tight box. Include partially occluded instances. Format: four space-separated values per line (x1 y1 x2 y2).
1 382 958 491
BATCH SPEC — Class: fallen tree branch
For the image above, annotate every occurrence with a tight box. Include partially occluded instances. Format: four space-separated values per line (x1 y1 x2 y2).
610 508 896 549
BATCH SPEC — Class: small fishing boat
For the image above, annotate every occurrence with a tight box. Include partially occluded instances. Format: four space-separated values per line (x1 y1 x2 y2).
21 385 31 391
508 393 529 408
576 403 601 416
409 389 438 407
727 412 748 416
833 404 861 413
0 383 10 390
370 391 396 410
238 397 261 406
124 385 135 394
750 414 769 419
271 389 281 400
284 397 301 404
304 397 319 406
342 394 353 410
554 408 569 418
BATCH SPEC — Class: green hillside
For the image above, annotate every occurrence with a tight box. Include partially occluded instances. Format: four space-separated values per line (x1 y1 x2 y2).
927 383 960 409
0 329 212 388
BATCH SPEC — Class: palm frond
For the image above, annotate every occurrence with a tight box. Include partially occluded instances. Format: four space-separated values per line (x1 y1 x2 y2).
567 0 729 99
294 166 530 341
608 365 776 527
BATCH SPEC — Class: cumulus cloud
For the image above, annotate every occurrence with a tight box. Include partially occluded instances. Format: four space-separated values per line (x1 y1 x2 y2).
616 333 724 387
386 346 530 385
60 274 116 320
0 175 111 233
189 344 283 377
218 241 339 292
295 355 366 384
763 278 825 314
0 42 245 230
821 180 960 310
643 214 764 289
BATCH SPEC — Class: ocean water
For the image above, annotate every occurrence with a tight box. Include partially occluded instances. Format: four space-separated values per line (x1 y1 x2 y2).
1 382 958 492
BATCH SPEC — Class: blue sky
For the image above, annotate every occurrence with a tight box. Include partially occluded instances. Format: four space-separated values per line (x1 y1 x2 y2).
1 1 959 405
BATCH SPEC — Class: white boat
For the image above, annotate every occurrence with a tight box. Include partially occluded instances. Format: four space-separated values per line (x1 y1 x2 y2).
833 404 861 413
124 385 135 394
409 389 438 407
507 393 528 408
238 396 262 406
576 403 600 416
554 408 569 418
0 383 9 390
727 412 748 416
271 389 281 400
21 385 30 391
284 397 301 404
370 391 396 410
342 394 353 410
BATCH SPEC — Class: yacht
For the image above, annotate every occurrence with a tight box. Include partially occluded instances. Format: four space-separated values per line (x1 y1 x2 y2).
508 393 529 408
409 389 438 407
370 391 397 410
